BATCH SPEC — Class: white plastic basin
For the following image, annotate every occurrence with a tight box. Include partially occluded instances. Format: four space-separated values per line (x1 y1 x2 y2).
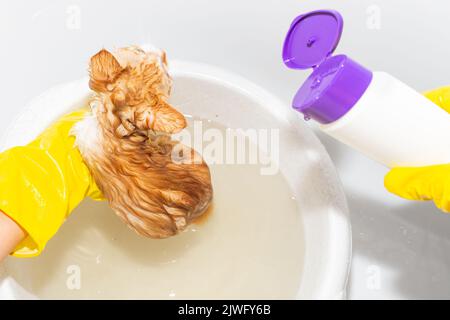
0 61 351 299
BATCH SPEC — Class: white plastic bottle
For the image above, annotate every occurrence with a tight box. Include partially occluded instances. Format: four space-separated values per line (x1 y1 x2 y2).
283 10 450 167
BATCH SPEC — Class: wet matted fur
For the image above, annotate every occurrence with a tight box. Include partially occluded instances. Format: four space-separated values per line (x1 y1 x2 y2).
73 46 213 238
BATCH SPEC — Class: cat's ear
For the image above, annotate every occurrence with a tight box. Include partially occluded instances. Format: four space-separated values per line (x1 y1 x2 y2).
89 49 123 92
152 101 187 134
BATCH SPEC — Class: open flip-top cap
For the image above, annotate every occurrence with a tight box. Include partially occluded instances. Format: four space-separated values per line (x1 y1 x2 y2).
283 9 373 124
283 10 344 69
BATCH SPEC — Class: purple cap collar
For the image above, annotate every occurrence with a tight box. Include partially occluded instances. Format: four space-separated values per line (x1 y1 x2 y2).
283 10 373 124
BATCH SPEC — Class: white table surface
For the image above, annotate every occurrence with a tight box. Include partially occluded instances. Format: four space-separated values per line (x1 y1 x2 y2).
2 0 450 299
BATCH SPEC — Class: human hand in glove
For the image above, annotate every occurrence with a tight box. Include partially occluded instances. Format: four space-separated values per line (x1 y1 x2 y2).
0 110 103 262
385 86 450 212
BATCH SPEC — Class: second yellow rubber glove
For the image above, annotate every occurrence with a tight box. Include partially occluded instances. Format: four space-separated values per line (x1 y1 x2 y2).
385 86 450 212
0 109 104 257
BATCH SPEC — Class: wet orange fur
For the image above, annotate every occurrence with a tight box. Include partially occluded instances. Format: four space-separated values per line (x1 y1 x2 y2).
81 46 213 238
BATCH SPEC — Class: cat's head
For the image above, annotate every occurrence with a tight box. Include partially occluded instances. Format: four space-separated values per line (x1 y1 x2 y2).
88 46 186 137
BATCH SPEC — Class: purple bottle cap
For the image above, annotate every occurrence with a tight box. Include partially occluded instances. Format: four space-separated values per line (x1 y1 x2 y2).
283 10 373 124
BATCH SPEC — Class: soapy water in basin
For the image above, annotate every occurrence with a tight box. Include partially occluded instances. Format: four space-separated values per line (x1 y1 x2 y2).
3 118 304 299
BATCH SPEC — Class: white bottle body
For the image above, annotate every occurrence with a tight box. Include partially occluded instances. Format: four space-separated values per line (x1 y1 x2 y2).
320 71 450 168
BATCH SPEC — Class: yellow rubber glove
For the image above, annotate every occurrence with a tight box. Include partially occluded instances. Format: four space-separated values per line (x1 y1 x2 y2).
0 109 104 257
385 86 450 212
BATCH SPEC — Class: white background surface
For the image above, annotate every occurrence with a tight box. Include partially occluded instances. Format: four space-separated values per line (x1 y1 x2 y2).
1 0 450 299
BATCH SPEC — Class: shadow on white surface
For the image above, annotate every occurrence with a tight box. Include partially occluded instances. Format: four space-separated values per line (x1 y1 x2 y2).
317 131 450 299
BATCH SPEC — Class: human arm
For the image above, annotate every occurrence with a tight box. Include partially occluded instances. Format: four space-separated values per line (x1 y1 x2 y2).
0 211 25 263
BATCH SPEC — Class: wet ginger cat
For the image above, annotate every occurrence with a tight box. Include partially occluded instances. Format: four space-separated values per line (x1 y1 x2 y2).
73 46 213 238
